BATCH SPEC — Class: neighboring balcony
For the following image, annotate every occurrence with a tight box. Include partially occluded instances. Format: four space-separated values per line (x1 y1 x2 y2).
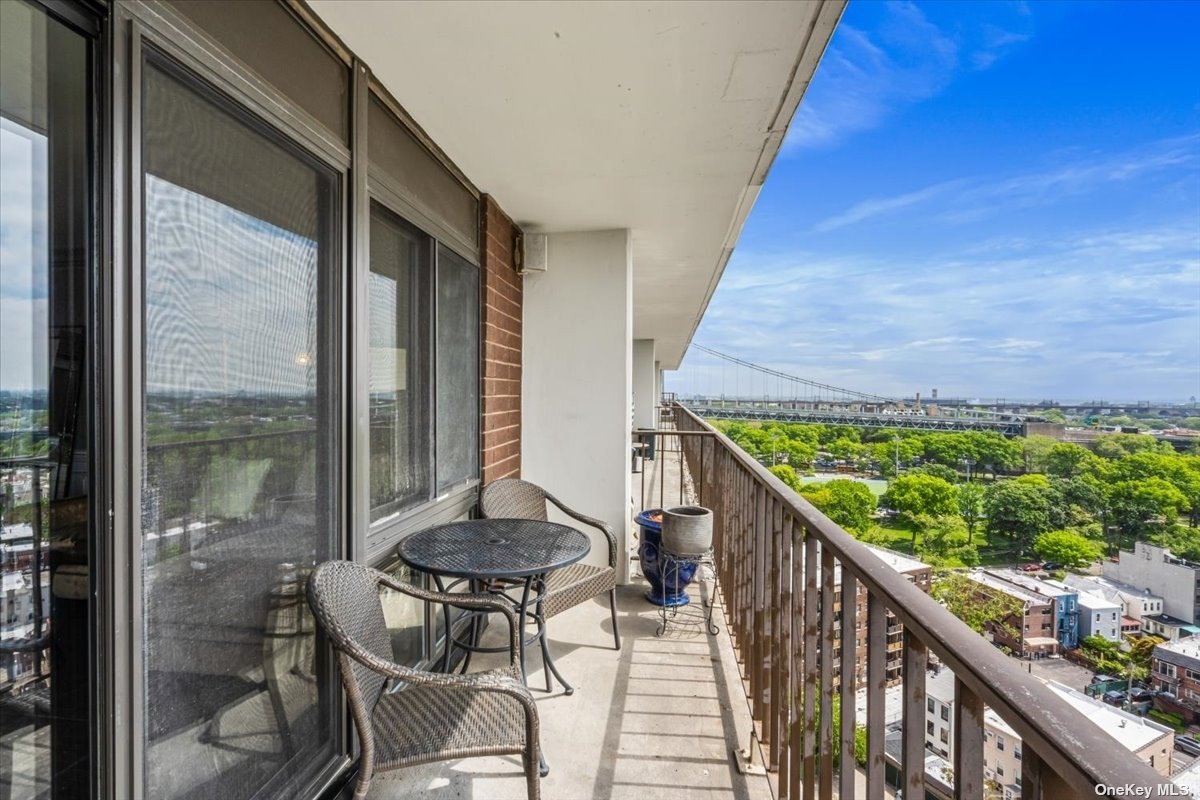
363 406 1164 799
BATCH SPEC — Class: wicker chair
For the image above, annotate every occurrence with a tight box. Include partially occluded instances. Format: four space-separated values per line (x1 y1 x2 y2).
479 479 621 653
306 561 542 800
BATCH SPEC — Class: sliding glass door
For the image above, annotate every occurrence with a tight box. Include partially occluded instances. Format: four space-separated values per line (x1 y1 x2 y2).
0 2 94 798
138 53 340 800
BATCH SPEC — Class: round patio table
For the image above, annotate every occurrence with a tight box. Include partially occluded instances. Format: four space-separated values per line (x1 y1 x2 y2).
396 518 591 689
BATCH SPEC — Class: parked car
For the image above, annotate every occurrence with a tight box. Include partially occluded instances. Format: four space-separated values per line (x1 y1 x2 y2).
1176 736 1200 757
1129 688 1153 703
1092 674 1118 684
1042 562 1063 571
1102 690 1126 706
1020 563 1043 572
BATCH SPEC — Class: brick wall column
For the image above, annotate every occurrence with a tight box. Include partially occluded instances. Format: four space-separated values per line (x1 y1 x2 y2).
480 195 522 483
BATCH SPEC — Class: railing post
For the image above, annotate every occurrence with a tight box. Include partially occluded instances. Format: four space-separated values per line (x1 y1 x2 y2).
954 676 985 800
866 593 886 800
789 516 803 800
839 571 857 800
802 533 819 798
819 546 835 798
903 631 928 800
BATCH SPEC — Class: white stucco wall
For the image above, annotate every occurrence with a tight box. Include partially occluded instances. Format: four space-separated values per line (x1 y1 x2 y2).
522 230 633 582
632 339 657 431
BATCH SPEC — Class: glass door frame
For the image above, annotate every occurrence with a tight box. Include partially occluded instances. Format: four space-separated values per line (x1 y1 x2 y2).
2 1 104 797
105 3 353 799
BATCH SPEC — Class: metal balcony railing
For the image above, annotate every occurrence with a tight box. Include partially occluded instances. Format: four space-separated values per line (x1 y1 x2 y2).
667 403 1161 800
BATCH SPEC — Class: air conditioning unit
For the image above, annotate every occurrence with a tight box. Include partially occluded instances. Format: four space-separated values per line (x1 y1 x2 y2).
519 232 548 274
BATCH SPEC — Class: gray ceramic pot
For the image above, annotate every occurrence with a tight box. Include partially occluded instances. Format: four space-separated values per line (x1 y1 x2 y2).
661 505 713 556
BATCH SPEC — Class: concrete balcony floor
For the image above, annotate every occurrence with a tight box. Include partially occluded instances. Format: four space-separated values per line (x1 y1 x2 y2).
365 575 772 800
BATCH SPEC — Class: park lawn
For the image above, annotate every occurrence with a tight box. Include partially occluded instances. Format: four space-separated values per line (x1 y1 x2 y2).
870 522 1017 568
799 473 888 497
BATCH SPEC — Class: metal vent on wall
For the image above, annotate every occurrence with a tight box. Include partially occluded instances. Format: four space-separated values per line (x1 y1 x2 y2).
519 233 548 274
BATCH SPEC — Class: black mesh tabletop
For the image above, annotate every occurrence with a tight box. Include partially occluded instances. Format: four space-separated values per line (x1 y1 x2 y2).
397 519 591 580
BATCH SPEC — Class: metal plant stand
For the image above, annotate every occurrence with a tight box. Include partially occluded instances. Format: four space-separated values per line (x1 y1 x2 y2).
655 546 719 637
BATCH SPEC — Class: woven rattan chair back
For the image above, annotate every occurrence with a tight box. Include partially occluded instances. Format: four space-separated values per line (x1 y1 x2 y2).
479 478 550 521
306 561 392 713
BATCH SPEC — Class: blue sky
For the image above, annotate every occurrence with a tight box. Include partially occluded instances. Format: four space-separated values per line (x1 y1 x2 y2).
679 0 1200 402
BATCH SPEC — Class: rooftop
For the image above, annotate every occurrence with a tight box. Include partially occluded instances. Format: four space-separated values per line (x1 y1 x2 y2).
983 568 1075 600
1064 574 1163 603
1076 591 1122 612
1041 681 1171 753
966 569 1051 608
1173 757 1200 797
1154 636 1200 667
983 680 1172 754
862 544 930 576
925 665 956 705
1143 612 1195 629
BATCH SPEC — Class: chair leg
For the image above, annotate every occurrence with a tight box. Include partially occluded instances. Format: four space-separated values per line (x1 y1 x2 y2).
353 767 372 800
609 588 621 650
525 748 543 799
536 601 553 693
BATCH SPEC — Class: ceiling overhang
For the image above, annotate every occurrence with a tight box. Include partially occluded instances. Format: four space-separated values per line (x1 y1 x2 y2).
308 0 844 368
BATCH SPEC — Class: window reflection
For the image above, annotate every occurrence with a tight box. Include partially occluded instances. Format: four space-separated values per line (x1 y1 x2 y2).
368 205 429 521
140 60 337 800
1 2 91 797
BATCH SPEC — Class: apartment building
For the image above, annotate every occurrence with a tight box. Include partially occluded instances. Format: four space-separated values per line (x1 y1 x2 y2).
1104 541 1200 624
1077 591 1123 643
966 570 1059 657
922 670 1171 799
987 569 1080 650
1142 613 1200 641
837 546 932 689
1065 574 1165 623
925 666 956 759
1151 637 1200 709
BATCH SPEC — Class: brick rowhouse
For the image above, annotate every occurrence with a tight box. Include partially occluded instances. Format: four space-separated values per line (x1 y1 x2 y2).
480 195 522 483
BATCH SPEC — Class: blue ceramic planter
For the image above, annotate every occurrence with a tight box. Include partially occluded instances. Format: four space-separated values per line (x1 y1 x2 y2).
636 509 699 607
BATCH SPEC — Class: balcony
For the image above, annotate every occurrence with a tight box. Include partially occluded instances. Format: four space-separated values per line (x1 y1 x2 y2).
360 406 1162 799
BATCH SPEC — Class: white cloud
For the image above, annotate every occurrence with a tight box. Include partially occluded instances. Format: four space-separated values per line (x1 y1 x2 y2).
812 134 1200 232
676 217 1200 400
786 3 959 149
813 179 964 232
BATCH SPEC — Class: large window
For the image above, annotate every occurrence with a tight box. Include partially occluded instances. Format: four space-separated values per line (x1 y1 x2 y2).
367 212 479 524
140 55 340 800
368 204 430 521
0 2 93 797
435 244 480 493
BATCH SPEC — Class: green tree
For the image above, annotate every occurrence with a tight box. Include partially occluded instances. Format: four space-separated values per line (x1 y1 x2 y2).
984 479 1053 557
1032 529 1102 570
1113 451 1200 526
769 464 802 492
1044 443 1097 478
1110 477 1189 538
854 524 893 547
913 463 959 484
932 573 1021 639
916 515 980 567
799 479 876 533
1094 433 1169 460
1021 435 1058 473
882 474 960 536
958 481 986 543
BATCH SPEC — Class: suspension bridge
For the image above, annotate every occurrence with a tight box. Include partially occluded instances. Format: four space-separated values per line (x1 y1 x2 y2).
669 344 1048 437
